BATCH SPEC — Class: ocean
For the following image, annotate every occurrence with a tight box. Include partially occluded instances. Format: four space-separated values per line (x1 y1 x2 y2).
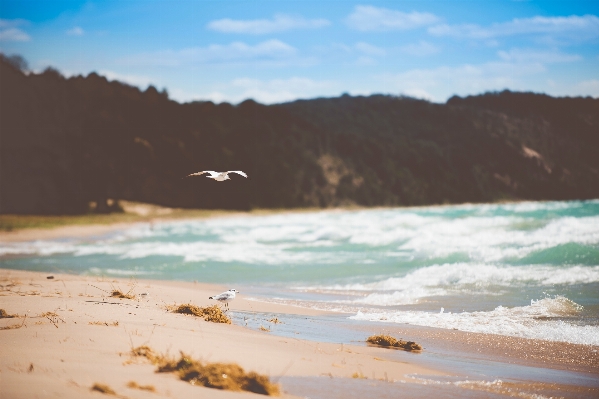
2 200 598 346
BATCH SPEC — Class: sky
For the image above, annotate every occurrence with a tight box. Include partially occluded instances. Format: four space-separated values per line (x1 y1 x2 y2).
1 0 598 104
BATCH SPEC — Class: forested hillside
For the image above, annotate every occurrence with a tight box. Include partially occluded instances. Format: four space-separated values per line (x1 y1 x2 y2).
1 55 598 214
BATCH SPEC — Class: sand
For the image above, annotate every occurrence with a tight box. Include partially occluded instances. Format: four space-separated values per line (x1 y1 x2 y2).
0 269 443 399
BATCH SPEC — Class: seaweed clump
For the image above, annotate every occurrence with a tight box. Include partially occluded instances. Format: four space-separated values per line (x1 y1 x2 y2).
0 309 16 318
0 310 26 330
91 383 116 395
169 304 231 324
127 381 156 392
130 346 279 396
111 290 136 299
367 335 422 351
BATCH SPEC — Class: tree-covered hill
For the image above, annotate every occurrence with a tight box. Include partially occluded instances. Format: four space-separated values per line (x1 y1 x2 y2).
1 55 598 214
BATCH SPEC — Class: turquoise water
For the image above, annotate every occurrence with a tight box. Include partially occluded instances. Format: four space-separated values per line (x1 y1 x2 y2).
2 200 598 344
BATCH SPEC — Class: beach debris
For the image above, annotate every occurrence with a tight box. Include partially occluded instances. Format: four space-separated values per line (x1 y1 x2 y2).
167 303 231 324
366 335 422 351
89 321 119 327
47 276 54 279
129 346 278 396
127 381 156 392
110 289 136 299
0 309 17 318
0 314 27 330
41 311 65 328
268 317 282 324
352 372 367 379
259 325 271 332
28 363 34 372
90 284 137 299
91 383 116 395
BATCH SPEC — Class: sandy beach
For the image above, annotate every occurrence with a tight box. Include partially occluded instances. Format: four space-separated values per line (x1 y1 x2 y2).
1 269 598 399
2 219 599 399
0 268 444 399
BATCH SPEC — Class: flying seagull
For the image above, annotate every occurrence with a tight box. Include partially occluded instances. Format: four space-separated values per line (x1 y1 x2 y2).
209 289 239 310
186 170 248 181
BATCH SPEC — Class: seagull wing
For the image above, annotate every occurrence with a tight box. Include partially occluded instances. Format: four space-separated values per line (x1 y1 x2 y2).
214 291 234 300
186 170 218 178
227 171 248 178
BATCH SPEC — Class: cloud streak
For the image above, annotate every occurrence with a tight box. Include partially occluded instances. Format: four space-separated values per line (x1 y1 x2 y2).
429 14 599 40
497 48 582 63
177 77 338 104
346 5 438 31
382 61 547 102
66 26 84 36
400 41 439 56
119 40 301 67
0 19 30 42
207 14 330 34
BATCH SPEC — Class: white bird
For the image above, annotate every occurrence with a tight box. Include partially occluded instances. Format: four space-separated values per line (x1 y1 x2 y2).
209 289 239 310
186 170 247 181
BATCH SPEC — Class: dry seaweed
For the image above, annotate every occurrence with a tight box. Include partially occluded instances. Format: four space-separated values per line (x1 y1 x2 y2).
0 315 27 330
366 335 422 351
41 311 65 328
91 383 116 395
90 284 137 299
110 290 136 299
129 345 163 364
268 317 282 324
129 346 279 396
352 372 367 379
168 304 231 324
0 309 17 318
126 381 156 392
89 321 119 326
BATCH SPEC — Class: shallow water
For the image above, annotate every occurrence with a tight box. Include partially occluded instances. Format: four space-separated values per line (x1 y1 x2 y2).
2 199 599 345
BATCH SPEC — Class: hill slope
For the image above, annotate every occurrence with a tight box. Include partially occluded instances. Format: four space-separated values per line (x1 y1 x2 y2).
1 57 598 214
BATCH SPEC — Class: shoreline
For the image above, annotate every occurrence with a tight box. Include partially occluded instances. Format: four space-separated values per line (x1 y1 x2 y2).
2 269 598 398
0 207 327 243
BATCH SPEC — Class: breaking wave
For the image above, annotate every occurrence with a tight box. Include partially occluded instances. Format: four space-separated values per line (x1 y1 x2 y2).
350 296 599 345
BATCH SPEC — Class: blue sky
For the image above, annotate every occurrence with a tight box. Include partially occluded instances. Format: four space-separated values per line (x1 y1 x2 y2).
1 0 598 104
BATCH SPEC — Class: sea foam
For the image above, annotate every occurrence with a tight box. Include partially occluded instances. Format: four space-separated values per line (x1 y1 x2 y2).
350 296 599 345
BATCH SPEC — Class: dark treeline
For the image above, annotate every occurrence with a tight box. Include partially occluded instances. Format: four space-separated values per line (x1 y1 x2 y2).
1 55 598 214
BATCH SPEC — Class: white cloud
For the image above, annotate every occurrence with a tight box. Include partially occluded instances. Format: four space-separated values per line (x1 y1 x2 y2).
355 41 386 56
429 14 599 40
174 77 338 104
119 40 300 67
346 5 438 31
66 26 84 36
382 61 546 102
574 79 599 97
497 48 581 63
355 56 377 66
400 41 439 56
207 14 330 34
0 19 30 42
0 18 28 28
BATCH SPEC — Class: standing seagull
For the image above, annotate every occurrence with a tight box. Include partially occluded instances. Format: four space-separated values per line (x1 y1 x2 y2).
209 289 239 310
186 170 247 181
